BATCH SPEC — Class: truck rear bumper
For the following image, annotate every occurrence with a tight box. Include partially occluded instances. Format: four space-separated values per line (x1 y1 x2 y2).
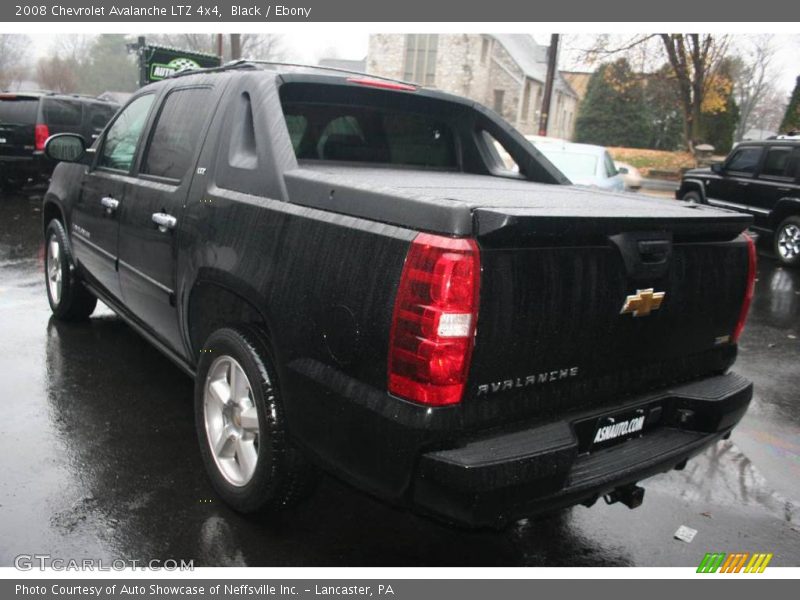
412 372 752 527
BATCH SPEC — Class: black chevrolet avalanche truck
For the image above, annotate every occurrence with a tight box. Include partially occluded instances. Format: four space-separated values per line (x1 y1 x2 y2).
41 63 756 528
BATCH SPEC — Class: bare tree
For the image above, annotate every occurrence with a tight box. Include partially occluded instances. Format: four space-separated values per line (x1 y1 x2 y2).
239 34 285 61
0 35 32 90
144 33 284 62
145 33 217 54
579 33 731 150
53 34 94 62
730 35 778 140
36 56 79 93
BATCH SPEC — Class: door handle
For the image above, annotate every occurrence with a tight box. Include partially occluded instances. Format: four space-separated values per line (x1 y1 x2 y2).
737 181 750 186
152 212 177 232
101 196 119 211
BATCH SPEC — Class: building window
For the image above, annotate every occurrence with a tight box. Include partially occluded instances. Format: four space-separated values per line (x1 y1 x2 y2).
481 37 490 65
493 90 505 114
403 34 438 86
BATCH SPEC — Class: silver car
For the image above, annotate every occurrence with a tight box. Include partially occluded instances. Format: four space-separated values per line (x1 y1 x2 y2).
527 137 627 193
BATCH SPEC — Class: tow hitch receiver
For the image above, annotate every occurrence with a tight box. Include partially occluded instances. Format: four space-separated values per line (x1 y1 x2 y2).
604 484 645 509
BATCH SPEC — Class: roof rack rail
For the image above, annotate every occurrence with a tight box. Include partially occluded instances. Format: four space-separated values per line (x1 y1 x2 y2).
169 59 418 88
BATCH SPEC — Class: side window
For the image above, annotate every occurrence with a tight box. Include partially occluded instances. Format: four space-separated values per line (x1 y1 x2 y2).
480 130 520 174
284 115 307 154
725 147 762 176
42 99 82 127
99 95 155 171
786 148 800 180
141 87 213 181
604 152 617 178
87 104 118 131
760 147 794 179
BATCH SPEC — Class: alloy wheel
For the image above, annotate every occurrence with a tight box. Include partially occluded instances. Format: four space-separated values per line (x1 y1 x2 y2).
203 355 261 487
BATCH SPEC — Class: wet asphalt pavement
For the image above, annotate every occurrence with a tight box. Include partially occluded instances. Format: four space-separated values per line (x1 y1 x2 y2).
1 187 798 567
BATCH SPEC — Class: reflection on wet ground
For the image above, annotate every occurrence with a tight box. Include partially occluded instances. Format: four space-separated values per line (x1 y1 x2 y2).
0 190 798 567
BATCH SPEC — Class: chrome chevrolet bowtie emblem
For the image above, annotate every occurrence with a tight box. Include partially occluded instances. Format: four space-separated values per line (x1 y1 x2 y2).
620 288 666 317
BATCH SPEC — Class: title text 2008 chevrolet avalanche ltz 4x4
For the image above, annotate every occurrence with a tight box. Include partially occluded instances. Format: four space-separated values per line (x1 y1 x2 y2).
40 62 756 527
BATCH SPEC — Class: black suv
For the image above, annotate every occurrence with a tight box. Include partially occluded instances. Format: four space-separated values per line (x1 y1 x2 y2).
677 136 800 266
0 91 119 192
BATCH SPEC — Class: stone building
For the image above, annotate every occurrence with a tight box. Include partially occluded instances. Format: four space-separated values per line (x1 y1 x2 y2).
365 34 579 139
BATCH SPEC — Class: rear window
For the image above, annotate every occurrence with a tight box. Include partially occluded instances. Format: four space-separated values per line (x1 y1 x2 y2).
0 98 38 124
538 148 598 178
87 104 118 130
282 102 457 169
42 99 83 127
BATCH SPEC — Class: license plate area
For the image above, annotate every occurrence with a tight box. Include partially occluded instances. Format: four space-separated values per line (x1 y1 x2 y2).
574 403 663 453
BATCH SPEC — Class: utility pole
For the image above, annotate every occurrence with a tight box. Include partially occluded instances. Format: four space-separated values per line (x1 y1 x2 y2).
230 34 241 60
538 33 559 137
216 34 224 61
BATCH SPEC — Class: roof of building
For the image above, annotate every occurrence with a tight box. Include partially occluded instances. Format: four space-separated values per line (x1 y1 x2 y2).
318 58 367 74
489 34 577 98
561 71 592 100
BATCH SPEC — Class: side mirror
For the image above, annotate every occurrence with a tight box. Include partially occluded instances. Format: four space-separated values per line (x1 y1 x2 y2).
44 133 88 164
710 163 724 175
617 166 629 175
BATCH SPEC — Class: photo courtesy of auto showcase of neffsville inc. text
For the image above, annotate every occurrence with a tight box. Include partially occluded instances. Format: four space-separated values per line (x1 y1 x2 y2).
0 1 799 590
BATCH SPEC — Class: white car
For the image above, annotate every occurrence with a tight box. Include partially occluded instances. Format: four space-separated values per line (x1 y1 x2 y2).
614 161 643 191
527 137 627 193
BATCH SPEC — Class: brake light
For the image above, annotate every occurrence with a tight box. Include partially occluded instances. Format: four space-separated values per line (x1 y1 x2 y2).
34 124 50 151
388 233 480 406
732 233 757 343
346 77 417 92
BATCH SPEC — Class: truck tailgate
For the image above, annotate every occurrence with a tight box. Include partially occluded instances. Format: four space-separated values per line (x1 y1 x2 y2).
463 205 752 428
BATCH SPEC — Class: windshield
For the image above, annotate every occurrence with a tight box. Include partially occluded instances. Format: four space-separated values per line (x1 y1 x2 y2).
0 98 38 124
537 148 598 179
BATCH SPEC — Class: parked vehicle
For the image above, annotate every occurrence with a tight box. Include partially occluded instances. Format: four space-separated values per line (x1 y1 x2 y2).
615 161 643 191
41 63 755 528
677 137 800 266
528 137 627 192
0 91 118 192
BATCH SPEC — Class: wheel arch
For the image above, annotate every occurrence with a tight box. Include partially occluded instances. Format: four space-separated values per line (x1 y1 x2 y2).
42 195 66 235
770 198 800 229
185 271 280 369
679 178 706 202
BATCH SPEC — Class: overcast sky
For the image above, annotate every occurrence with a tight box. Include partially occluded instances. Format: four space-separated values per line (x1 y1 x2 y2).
24 32 800 94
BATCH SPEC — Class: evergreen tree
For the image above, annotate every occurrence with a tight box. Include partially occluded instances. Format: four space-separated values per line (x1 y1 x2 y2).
780 76 800 133
700 94 740 153
643 65 685 150
78 35 138 94
574 58 650 148
698 58 740 153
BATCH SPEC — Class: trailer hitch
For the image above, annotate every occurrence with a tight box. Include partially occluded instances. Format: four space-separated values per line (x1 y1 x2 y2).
604 484 645 509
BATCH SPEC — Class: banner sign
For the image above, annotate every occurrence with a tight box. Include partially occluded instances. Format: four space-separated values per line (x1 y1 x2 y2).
142 44 221 84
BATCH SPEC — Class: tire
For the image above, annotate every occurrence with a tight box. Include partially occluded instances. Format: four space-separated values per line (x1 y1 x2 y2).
194 326 317 513
44 219 97 321
682 190 703 204
773 215 800 267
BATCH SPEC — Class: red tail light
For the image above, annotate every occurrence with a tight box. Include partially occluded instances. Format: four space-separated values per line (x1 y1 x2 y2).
388 233 480 406
34 124 50 151
732 233 757 343
346 77 417 92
